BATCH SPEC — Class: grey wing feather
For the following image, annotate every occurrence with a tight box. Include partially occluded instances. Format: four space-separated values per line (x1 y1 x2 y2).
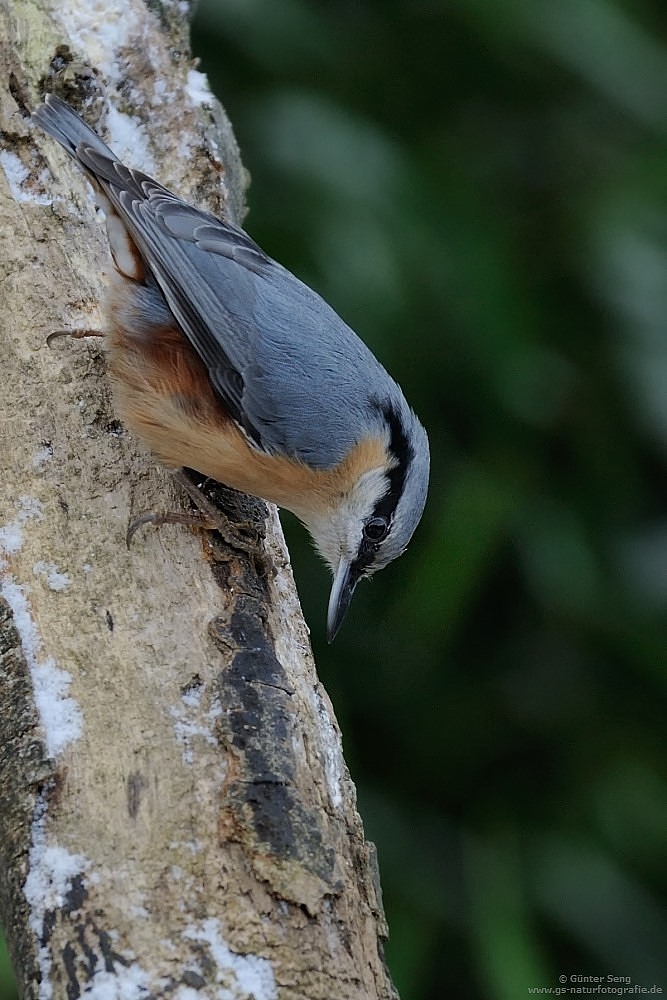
128 195 389 465
152 200 269 273
33 96 390 466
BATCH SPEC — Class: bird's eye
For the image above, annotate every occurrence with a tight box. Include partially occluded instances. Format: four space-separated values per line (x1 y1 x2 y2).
363 517 389 542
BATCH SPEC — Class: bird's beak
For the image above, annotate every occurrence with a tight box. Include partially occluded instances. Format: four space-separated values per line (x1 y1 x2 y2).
327 557 359 643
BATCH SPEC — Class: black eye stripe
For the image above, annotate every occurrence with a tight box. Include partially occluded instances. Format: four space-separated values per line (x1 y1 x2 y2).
371 401 413 523
350 402 414 578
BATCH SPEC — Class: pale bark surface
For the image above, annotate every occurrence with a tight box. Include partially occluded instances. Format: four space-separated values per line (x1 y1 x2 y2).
0 2 397 997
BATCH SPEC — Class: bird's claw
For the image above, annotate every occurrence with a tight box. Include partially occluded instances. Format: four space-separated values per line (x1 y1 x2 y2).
46 328 105 347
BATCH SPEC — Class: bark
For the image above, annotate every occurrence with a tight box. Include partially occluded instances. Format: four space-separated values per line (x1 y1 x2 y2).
0 2 397 998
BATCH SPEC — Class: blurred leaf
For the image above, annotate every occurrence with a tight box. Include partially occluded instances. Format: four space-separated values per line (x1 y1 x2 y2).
464 828 551 1000
401 460 526 637
0 931 17 1000
533 836 667 981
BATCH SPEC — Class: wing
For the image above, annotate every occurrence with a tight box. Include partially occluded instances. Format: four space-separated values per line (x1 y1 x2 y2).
79 149 387 467
35 97 387 467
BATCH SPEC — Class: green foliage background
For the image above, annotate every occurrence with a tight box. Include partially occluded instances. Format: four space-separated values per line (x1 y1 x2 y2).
190 1 667 996
2 2 666 997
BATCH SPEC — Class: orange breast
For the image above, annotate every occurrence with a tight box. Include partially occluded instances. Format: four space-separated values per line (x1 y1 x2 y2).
105 279 387 521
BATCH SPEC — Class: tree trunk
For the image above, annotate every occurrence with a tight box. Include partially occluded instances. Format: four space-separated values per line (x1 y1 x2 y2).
0 2 397 997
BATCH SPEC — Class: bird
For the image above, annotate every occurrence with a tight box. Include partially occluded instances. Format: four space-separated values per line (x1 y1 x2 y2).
32 94 430 641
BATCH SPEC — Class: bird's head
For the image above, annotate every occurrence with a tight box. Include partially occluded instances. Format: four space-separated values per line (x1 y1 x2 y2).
300 400 430 641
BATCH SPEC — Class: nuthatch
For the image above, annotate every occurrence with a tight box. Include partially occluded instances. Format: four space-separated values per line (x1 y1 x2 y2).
33 95 429 641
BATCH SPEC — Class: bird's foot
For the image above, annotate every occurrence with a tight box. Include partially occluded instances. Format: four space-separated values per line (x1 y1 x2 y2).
126 469 265 559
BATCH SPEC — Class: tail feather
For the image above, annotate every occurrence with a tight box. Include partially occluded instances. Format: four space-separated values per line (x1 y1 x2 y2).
32 95 147 282
32 94 118 163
